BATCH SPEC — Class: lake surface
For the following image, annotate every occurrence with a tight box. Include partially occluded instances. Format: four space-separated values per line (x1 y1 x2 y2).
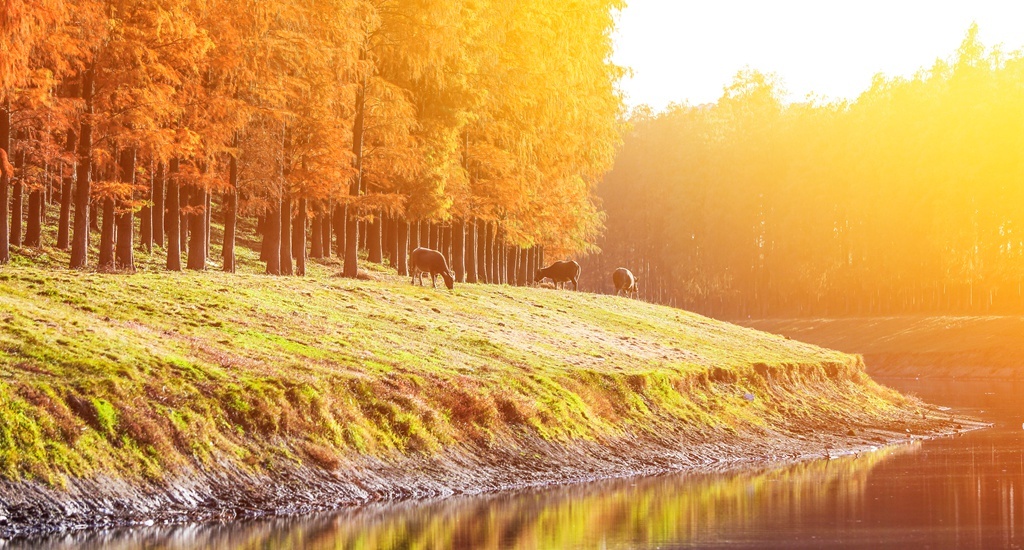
10 378 1024 549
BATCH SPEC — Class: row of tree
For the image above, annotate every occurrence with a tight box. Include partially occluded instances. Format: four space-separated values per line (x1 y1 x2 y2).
0 0 623 278
586 26 1024 316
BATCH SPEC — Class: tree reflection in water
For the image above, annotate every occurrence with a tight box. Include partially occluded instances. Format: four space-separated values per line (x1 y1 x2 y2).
12 378 1024 549
12 444 917 550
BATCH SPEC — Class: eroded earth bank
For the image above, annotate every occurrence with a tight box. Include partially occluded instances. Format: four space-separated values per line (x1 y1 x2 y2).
0 266 980 538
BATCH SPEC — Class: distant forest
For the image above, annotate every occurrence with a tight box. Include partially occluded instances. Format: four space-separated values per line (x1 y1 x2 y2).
0 0 622 280
587 27 1024 317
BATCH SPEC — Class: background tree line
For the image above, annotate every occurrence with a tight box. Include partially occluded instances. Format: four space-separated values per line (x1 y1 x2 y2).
0 0 623 282
585 27 1024 317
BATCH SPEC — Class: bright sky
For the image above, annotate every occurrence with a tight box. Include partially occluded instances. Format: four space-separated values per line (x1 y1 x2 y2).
613 1 1024 110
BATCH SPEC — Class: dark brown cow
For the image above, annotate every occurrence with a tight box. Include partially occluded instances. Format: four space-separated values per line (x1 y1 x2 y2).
612 267 638 297
535 260 581 290
410 247 454 289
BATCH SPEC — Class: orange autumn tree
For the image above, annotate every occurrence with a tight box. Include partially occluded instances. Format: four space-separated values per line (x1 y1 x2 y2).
464 0 623 282
0 0 70 263
65 0 210 270
2 0 626 283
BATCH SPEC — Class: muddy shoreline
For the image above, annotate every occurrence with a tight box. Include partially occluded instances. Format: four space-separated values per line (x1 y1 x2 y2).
0 405 986 541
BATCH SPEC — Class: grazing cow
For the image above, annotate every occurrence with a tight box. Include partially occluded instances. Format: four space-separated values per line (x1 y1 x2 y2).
410 247 455 290
612 267 639 297
534 260 581 290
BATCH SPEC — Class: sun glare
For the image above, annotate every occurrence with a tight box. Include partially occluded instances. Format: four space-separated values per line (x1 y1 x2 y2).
615 0 1024 108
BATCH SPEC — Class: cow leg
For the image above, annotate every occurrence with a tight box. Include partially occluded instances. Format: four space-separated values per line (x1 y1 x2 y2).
572 278 578 291
431 273 437 288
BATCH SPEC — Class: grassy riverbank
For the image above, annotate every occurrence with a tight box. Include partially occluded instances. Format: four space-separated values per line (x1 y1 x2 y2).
741 317 1024 378
0 243 967 536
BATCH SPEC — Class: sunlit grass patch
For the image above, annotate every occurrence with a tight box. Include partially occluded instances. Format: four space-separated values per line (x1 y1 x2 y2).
0 236 917 486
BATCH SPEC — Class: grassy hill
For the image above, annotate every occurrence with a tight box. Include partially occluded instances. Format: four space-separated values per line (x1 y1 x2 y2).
741 317 1024 378
0 238 966 535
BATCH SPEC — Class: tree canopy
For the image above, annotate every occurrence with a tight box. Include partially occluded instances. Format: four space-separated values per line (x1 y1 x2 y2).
0 0 624 275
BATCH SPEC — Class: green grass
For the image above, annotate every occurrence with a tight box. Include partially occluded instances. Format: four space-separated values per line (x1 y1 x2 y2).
0 221 921 486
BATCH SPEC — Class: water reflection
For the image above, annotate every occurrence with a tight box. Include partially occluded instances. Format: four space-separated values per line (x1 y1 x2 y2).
10 378 1024 549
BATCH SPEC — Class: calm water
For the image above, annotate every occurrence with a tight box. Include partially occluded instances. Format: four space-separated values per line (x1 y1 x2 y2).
10 378 1024 550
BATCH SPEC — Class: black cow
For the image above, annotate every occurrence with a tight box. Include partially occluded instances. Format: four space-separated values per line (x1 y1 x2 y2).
410 247 454 290
535 260 581 290
612 267 638 298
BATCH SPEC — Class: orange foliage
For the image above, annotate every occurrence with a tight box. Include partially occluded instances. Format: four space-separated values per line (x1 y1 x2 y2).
2 0 624 268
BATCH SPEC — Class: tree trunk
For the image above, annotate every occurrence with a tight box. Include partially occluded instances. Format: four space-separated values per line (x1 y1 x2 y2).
495 240 502 285
476 220 487 284
187 185 206 270
442 224 452 264
10 149 23 247
397 219 409 276
165 159 181 271
179 184 189 252
491 226 501 284
56 131 75 250
153 161 164 248
90 199 99 232
42 165 50 226
115 148 135 270
279 193 293 275
0 99 9 264
343 69 366 278
517 247 528 286
259 214 269 262
465 219 477 283
9 148 23 247
391 216 401 269
321 199 331 258
24 186 41 247
486 222 496 283
452 219 466 283
204 187 211 259
139 161 152 253
382 213 392 267
343 205 358 277
98 196 115 269
409 219 420 252
506 245 516 286
222 146 236 272
526 246 536 285
265 198 281 275
367 211 382 263
294 197 306 276
310 206 323 259
333 203 345 259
